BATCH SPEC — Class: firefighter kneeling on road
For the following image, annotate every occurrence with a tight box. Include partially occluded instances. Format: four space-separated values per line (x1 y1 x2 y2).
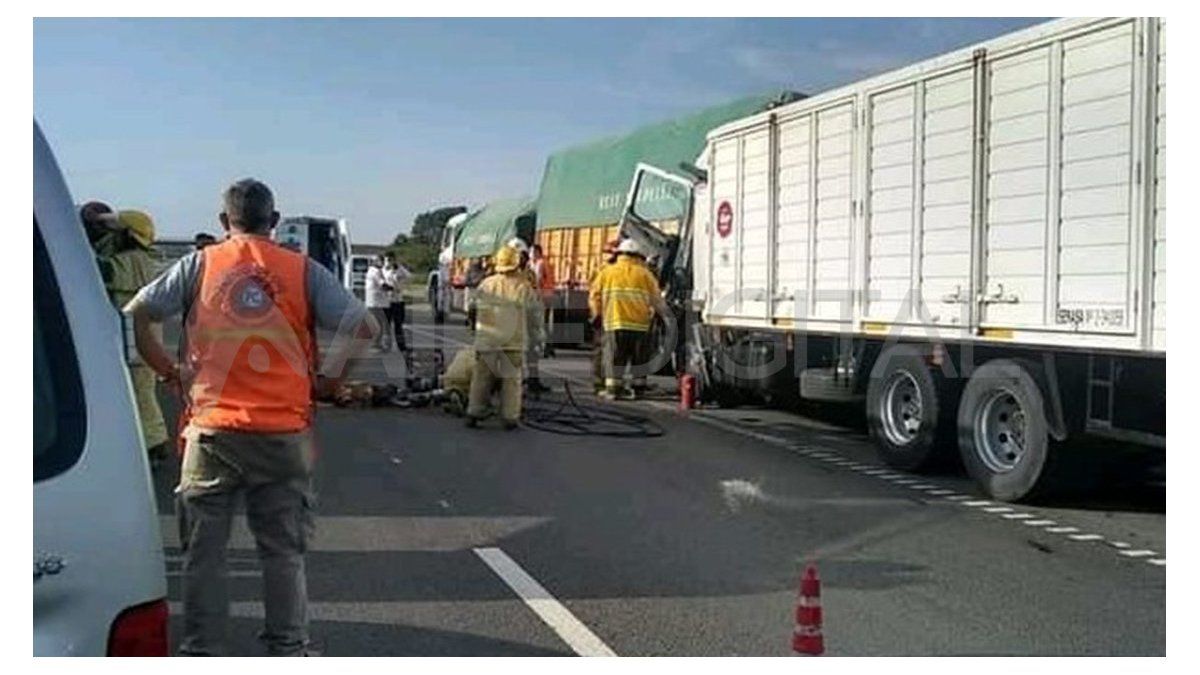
466 245 543 430
589 238 669 401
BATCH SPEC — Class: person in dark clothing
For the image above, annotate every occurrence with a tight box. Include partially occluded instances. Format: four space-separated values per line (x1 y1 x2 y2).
194 232 218 250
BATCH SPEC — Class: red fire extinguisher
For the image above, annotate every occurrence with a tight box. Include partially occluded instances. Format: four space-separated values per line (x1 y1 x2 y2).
679 373 697 411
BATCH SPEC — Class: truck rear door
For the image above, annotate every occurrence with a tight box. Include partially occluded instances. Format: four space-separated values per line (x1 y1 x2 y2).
979 19 1143 337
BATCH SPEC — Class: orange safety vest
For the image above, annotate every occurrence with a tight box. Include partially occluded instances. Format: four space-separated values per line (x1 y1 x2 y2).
183 235 316 433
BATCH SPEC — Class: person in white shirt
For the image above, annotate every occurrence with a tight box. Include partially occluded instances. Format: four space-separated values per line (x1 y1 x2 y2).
364 255 393 351
383 253 412 354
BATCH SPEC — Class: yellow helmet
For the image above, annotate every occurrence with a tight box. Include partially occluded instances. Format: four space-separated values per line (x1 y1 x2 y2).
117 210 155 248
493 245 520 273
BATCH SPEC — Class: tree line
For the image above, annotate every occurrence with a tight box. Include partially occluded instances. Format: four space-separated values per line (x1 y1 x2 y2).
388 205 466 274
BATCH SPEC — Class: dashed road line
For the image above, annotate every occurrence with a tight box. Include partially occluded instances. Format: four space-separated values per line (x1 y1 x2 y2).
642 404 1165 570
474 547 616 657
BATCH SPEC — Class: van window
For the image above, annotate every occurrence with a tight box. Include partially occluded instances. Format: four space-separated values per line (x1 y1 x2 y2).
34 219 87 482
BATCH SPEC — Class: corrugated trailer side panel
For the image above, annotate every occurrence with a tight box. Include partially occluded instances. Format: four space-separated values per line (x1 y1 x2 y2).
813 103 856 321
1152 20 1166 350
865 85 918 323
919 67 976 327
772 116 811 320
1052 21 1138 331
738 128 772 318
704 18 1161 353
983 45 1052 328
710 137 739 312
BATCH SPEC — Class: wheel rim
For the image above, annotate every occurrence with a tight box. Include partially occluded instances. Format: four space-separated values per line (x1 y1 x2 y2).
879 371 923 447
974 388 1027 473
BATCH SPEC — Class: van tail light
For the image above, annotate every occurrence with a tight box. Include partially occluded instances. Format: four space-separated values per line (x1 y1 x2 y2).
107 598 169 656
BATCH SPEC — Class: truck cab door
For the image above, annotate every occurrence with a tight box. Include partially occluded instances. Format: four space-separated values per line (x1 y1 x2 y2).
616 162 697 294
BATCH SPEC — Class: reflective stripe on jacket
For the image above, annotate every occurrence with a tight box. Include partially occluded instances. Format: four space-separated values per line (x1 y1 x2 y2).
184 236 316 433
589 254 661 333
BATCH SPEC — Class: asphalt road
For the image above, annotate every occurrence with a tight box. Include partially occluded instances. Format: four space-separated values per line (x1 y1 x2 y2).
151 302 1165 656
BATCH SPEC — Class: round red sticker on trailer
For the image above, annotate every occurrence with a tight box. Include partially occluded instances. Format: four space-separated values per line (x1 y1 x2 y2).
716 201 733 238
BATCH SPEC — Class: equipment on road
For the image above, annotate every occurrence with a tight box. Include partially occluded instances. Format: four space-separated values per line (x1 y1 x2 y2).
679 373 696 411
615 17 1166 501
523 380 665 438
793 564 824 656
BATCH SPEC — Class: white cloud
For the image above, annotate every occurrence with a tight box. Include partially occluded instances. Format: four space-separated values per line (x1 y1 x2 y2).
729 41 911 90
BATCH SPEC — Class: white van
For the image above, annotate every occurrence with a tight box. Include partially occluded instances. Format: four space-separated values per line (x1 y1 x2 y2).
348 253 372 301
33 122 168 656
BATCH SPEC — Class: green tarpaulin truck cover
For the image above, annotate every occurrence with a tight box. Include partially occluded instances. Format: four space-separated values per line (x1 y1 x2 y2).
535 91 800 230
453 197 537 258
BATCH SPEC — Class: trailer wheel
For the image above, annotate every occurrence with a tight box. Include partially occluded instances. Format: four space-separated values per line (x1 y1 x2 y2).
957 359 1051 502
866 346 950 471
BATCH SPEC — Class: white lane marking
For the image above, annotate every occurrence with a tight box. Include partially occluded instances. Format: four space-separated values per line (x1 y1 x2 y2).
474 547 616 657
1148 559 1167 566
644 387 1166 573
167 570 261 578
1107 541 1132 549
1118 550 1157 558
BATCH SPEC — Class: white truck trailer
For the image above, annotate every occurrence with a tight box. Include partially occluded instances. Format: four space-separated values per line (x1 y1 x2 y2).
621 17 1165 501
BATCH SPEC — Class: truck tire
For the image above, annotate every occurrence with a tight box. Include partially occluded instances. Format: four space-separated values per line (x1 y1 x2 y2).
866 346 952 471
957 359 1051 502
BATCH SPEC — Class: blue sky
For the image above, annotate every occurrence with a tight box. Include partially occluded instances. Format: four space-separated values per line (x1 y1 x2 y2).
35 17 1044 244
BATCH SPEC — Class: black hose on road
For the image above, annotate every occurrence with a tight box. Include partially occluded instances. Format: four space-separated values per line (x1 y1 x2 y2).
522 380 666 438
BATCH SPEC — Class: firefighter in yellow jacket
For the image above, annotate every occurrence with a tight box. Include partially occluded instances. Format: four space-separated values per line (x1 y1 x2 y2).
466 245 543 429
101 210 170 463
589 238 669 400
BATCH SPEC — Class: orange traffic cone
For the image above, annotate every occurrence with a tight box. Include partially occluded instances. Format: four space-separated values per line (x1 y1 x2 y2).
792 564 824 656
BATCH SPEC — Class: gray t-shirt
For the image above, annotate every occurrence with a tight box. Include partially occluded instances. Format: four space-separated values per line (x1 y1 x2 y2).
127 249 368 332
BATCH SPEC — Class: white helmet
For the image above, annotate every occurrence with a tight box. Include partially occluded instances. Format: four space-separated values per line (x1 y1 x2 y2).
616 238 642 256
507 237 529 253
